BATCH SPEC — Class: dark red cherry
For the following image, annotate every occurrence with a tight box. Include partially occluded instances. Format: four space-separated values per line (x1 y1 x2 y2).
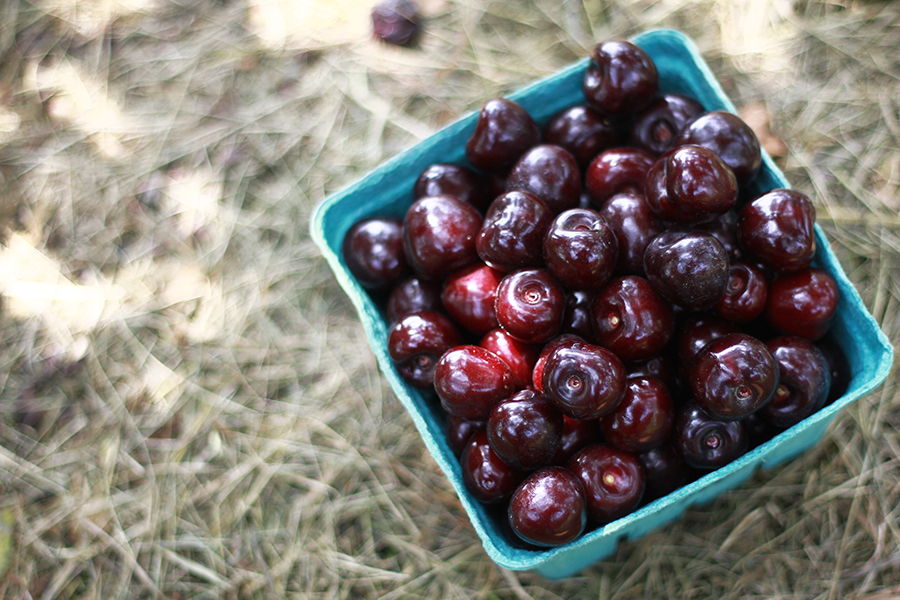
689 332 779 420
466 98 541 173
585 147 656 208
817 336 851 403
461 430 526 504
508 466 587 546
566 444 645 523
591 275 675 362
644 145 738 224
495 268 566 344
371 0 421 46
598 191 663 276
541 340 626 420
488 389 564 470
446 415 486 457
342 217 409 290
562 290 597 341
386 277 442 323
629 93 705 156
506 144 582 214
440 263 503 335
643 230 730 311
675 313 742 379
764 268 838 340
583 39 659 117
542 104 622 168
543 208 619 291
673 401 749 470
387 310 464 389
414 163 491 212
434 345 514 421
675 110 762 184
403 195 482 281
599 376 675 453
626 355 677 391
531 334 585 392
479 328 541 391
476 191 553 272
639 443 696 502
552 415 602 466
713 259 768 323
737 189 817 274
760 336 831 429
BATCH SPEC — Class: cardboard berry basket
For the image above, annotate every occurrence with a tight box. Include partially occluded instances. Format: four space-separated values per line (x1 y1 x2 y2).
310 28 893 578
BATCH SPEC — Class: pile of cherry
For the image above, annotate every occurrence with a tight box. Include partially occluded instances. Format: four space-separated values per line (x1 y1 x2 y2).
341 39 849 548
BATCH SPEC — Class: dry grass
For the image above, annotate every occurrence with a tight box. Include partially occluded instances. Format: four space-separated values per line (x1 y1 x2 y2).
0 0 897 598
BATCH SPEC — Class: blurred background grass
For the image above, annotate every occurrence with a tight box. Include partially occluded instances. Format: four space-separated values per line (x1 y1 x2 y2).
0 0 898 598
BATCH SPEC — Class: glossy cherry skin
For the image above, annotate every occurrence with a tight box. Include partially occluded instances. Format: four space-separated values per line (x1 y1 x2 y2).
818 336 851 403
461 430 526 504
531 334 585 392
675 110 762 184
479 328 541 391
713 259 768 323
446 415 486 457
414 162 491 212
566 444 645 523
583 39 658 117
495 268 566 344
552 415 602 466
760 336 831 429
477 191 553 273
562 290 596 341
627 354 677 391
342 217 409 290
643 230 730 311
403 195 482 281
543 104 622 168
508 466 587 547
764 268 838 340
466 98 541 173
639 443 696 502
598 192 663 275
737 189 817 274
440 263 503 335
434 345 514 421
644 145 738 224
506 145 582 214
675 313 742 380
628 93 705 156
543 208 619 291
585 147 657 208
541 340 626 420
673 401 749 470
689 332 779 420
386 277 442 323
387 310 464 389
488 389 564 470
599 376 675 453
591 275 675 362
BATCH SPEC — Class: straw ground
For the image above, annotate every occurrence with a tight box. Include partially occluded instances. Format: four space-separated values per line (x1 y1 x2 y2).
0 0 898 598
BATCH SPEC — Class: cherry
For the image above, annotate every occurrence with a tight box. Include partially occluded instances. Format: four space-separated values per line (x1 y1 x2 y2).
440 263 503 335
583 39 659 117
543 104 622 168
737 189 817 274
562 290 597 341
675 313 742 381
477 190 553 273
643 230 730 311
488 389 564 470
598 191 663 276
479 328 541 391
371 0 421 46
629 93 705 156
508 466 587 546
541 340 626 420
675 110 762 184
506 144 582 214
639 443 696 502
566 444 646 523
543 208 619 292
626 354 677 391
461 430 526 504
387 310 464 389
414 163 491 212
342 216 409 290
764 268 838 340
552 415 602 466
495 268 566 344
644 145 738 224
760 336 831 429
446 415 486 457
591 275 675 362
598 375 675 453
689 332 779 420
531 334 585 392
817 335 851 403
403 195 482 280
434 345 514 421
386 277 442 323
585 147 656 208
466 98 541 173
673 401 749 470
713 259 768 323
